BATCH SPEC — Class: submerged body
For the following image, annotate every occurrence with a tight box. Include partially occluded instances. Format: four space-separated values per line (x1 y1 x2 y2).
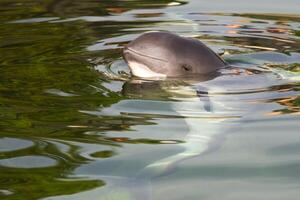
62 32 295 200
119 32 275 199
123 31 226 78
47 32 298 200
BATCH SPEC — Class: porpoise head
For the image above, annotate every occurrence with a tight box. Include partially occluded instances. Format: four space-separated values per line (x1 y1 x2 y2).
123 32 226 78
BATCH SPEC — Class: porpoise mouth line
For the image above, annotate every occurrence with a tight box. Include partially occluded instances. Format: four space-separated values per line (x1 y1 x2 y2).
125 47 168 62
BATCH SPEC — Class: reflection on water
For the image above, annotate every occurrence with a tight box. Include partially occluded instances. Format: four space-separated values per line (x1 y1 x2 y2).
0 0 300 199
0 155 57 168
0 138 33 152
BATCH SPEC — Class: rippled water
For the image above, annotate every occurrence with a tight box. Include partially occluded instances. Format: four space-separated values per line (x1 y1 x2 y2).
0 0 300 199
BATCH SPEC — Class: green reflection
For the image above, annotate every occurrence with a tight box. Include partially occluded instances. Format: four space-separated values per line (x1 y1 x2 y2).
0 168 103 200
0 0 183 199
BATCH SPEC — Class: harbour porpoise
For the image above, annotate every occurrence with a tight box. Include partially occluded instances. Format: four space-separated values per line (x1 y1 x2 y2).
123 31 226 78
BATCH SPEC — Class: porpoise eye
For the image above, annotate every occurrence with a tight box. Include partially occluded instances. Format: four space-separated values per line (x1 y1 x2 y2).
182 64 192 72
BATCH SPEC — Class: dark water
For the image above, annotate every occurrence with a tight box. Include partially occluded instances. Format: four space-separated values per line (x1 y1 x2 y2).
0 1 300 200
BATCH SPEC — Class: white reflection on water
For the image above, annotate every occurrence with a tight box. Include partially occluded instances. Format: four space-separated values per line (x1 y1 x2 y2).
0 137 33 152
0 156 57 168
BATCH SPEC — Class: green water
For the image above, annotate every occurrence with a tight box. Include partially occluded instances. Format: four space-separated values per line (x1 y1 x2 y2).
0 1 300 200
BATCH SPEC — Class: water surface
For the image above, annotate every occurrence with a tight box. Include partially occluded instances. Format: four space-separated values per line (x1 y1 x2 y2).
0 0 300 200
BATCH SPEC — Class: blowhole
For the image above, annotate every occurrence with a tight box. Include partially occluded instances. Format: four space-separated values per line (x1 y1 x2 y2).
182 64 192 72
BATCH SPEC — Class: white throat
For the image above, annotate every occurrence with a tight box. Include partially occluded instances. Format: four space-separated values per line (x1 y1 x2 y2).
128 61 166 79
